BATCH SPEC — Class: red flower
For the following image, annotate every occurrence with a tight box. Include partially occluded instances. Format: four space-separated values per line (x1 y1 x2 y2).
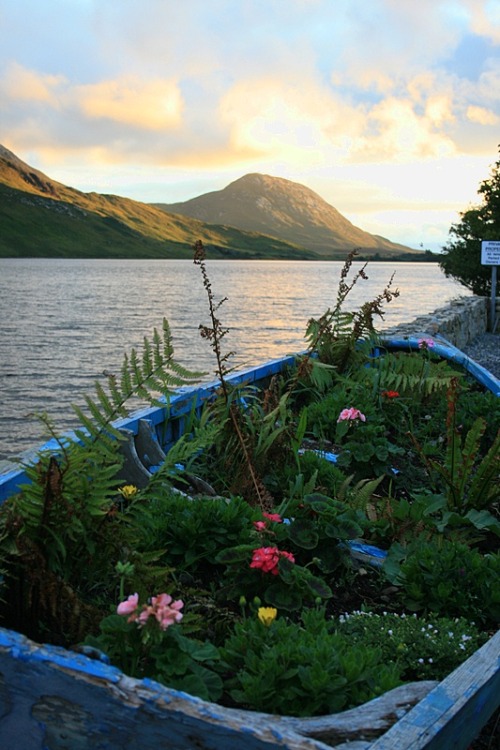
253 512 283 532
253 520 267 531
263 512 282 523
250 546 295 575
382 390 400 399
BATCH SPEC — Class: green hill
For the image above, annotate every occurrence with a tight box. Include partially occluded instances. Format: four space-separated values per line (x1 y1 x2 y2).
0 146 317 259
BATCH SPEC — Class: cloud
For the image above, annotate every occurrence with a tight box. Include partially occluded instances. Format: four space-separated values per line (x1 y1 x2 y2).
466 105 499 125
2 62 65 105
75 77 184 130
464 0 500 43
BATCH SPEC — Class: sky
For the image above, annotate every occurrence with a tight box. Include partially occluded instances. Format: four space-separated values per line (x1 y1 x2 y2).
1 0 500 253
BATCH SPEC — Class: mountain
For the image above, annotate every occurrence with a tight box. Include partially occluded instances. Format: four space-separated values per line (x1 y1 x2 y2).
0 146 315 259
159 173 417 257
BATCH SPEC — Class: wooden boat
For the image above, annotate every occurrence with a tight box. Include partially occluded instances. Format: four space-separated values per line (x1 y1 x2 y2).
0 334 499 749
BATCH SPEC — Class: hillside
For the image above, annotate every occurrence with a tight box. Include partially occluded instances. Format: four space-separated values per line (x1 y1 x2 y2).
159 173 417 257
0 146 315 259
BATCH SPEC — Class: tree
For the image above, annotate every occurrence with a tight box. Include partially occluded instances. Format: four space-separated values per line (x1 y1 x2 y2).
439 147 500 295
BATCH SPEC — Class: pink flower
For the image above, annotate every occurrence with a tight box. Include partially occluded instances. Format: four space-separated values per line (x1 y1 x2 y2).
151 593 184 630
263 512 282 523
418 337 435 349
253 512 283 531
117 593 139 616
337 407 366 423
119 592 184 631
253 520 267 531
250 546 295 575
137 605 154 626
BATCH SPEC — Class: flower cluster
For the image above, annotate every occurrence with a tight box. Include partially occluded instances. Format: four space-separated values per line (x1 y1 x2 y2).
117 592 184 631
381 390 400 399
250 546 295 575
337 407 366 423
418 337 435 349
336 610 485 681
253 511 283 532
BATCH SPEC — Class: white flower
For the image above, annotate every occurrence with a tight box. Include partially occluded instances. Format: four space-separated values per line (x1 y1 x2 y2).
418 658 424 664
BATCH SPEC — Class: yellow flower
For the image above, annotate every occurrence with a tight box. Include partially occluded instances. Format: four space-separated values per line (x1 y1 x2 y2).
118 484 138 500
257 607 277 627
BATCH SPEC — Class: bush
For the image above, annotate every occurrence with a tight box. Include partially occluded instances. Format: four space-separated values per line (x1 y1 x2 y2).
335 610 488 681
387 538 500 627
219 608 401 715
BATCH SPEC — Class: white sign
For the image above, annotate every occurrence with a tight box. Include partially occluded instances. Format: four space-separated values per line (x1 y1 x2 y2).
481 240 500 266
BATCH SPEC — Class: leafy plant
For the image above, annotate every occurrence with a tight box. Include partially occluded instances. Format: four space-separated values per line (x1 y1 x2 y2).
215 540 332 612
408 378 500 518
274 492 367 575
384 538 500 628
0 321 204 642
335 610 487 681
85 592 223 702
303 250 399 373
218 608 401 716
132 491 256 580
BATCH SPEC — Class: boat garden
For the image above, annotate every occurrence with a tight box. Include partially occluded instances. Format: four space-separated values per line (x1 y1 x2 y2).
0 244 498 749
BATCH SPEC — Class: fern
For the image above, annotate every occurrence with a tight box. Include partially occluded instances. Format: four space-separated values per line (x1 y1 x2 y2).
407 380 500 514
358 350 460 397
337 474 385 511
0 317 205 643
72 318 204 447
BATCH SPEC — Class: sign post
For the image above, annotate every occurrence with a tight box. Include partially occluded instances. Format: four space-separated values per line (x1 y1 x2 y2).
481 241 500 332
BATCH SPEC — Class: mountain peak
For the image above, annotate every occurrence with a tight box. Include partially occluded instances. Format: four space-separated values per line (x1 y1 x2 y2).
162 172 414 256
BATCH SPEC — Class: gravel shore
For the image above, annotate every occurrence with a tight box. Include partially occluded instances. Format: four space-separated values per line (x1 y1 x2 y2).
462 332 500 380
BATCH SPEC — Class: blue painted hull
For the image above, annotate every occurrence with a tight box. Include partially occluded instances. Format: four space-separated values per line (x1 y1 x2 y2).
0 335 499 749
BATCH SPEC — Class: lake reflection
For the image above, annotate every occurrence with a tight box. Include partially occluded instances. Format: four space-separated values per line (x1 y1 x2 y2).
0 259 470 461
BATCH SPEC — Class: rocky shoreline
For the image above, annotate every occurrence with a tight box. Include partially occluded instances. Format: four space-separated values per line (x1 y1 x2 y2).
462 332 500 380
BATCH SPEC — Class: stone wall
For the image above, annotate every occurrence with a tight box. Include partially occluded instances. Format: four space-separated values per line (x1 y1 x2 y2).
383 296 490 349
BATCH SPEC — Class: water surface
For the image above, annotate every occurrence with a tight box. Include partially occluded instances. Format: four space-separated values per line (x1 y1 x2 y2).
0 259 470 461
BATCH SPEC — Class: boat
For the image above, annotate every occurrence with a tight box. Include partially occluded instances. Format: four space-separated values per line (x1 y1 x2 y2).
0 333 499 749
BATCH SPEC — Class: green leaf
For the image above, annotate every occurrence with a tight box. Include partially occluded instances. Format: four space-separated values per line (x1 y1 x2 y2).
465 509 500 536
215 544 254 565
287 519 319 549
265 583 303 611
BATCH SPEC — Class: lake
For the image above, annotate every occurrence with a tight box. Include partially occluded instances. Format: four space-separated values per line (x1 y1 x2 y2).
0 258 470 462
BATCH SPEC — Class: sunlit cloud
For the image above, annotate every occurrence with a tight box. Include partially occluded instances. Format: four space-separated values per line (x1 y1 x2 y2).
75 77 184 130
466 105 499 125
465 0 500 43
1 62 65 105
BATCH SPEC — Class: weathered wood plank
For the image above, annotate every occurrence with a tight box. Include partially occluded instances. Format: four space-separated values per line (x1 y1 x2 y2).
366 629 500 750
0 627 334 750
281 682 437 745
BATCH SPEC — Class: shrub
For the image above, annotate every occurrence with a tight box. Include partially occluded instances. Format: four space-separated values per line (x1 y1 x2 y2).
219 608 401 716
